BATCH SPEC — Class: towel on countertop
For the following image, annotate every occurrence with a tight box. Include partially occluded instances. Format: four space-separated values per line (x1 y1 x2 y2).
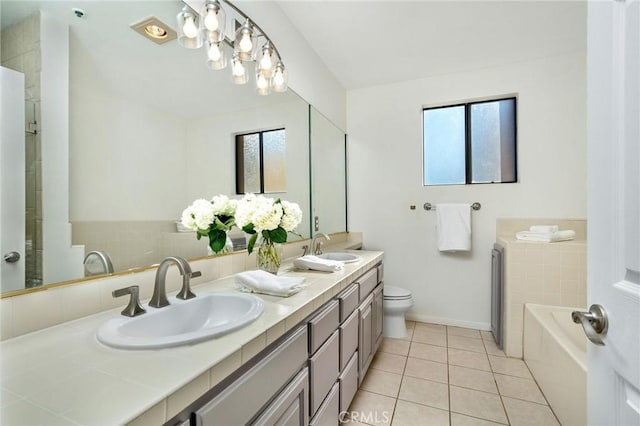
436 203 471 252
235 270 306 297
293 255 344 272
516 230 576 243
529 225 559 234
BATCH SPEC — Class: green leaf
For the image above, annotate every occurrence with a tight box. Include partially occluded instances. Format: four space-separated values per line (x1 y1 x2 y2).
247 233 258 254
242 223 256 234
268 227 288 244
209 229 227 253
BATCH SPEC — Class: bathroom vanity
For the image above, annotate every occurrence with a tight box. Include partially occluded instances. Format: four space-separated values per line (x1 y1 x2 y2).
173 259 384 425
0 247 383 426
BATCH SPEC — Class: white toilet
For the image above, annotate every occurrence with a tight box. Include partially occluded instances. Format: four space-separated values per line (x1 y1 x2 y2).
383 285 414 338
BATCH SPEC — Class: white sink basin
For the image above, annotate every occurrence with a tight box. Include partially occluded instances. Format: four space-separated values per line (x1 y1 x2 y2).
317 252 362 264
97 292 263 350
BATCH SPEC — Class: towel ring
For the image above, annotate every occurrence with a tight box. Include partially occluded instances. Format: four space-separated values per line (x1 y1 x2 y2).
423 202 482 211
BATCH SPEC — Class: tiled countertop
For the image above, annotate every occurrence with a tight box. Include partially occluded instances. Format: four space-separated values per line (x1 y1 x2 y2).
0 249 383 425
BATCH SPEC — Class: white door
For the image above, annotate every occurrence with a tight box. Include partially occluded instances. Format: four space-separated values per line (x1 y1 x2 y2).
0 66 26 293
587 1 640 425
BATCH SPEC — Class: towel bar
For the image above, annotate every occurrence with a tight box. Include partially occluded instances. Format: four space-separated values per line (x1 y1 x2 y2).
423 202 481 211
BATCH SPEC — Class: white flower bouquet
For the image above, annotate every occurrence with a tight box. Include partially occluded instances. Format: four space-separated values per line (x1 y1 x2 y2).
180 195 237 253
235 194 303 254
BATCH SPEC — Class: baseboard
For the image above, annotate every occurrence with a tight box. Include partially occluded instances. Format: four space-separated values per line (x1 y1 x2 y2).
406 312 491 331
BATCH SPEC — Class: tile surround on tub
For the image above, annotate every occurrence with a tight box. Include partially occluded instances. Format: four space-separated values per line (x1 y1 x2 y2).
496 219 586 359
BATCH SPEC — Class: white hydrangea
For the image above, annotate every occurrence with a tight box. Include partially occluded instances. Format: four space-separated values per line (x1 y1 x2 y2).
210 194 237 217
181 198 215 231
280 200 302 232
235 194 285 233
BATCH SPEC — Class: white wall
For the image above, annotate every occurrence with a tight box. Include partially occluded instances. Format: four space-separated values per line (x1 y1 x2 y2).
347 52 587 329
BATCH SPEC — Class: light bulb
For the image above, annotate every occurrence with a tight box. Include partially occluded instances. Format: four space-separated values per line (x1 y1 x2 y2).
239 33 253 53
232 60 245 77
182 15 198 38
259 53 272 71
204 8 219 31
208 43 222 61
256 73 268 89
273 70 284 86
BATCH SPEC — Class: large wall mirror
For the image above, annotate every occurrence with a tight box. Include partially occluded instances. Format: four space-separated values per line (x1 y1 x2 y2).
1 0 346 296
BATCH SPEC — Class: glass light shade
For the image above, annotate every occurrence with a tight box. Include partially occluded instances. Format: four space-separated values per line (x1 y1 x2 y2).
255 69 271 96
272 61 288 92
234 19 256 61
199 0 225 42
177 7 203 49
256 41 276 76
231 54 248 85
206 40 227 70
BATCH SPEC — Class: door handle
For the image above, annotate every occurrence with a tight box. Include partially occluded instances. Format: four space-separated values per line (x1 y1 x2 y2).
3 251 20 263
572 304 608 346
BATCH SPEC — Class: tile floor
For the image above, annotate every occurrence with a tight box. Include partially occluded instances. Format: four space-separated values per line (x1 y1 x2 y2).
344 321 561 426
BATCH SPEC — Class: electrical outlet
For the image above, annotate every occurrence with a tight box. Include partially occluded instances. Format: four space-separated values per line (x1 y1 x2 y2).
314 216 320 232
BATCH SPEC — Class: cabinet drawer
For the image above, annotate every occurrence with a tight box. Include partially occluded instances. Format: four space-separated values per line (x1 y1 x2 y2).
339 352 358 413
193 326 308 426
309 330 339 416
309 382 339 426
308 299 339 354
337 283 359 323
251 367 309 426
339 309 358 371
358 268 378 301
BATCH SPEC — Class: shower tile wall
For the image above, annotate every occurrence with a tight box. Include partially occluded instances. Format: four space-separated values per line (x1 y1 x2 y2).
1 12 43 286
496 219 587 358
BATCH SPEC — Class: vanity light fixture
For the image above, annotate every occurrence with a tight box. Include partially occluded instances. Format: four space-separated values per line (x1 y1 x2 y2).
176 0 288 95
130 16 177 45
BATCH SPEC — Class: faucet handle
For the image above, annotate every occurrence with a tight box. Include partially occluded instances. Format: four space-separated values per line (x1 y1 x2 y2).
112 285 146 317
176 269 200 300
302 245 310 256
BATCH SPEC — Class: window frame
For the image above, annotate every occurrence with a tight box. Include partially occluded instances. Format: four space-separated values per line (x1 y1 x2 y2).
235 127 286 194
422 96 518 186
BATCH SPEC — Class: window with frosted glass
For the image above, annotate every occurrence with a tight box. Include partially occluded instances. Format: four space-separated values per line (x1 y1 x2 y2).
236 128 286 194
423 97 517 185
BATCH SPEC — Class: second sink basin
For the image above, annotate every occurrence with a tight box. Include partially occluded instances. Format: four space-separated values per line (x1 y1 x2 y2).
317 252 362 263
97 292 264 350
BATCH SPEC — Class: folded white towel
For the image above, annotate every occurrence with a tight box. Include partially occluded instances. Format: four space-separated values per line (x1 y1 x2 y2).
516 230 575 243
293 255 344 272
529 225 559 234
436 204 471 252
235 270 306 297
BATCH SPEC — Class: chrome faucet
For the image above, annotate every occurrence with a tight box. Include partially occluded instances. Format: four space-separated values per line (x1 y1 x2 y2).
310 232 330 255
83 250 114 275
149 256 200 308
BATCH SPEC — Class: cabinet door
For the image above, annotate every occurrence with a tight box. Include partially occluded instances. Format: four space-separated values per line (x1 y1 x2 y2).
372 284 384 352
193 326 307 426
251 367 309 426
358 295 373 384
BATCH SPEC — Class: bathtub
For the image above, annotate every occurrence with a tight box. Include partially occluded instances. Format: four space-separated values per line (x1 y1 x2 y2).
524 304 587 426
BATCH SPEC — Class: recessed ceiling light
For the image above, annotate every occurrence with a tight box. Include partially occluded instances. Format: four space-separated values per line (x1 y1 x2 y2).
130 16 176 45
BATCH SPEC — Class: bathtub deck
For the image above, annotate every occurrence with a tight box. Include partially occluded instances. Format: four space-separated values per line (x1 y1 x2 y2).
346 320 562 425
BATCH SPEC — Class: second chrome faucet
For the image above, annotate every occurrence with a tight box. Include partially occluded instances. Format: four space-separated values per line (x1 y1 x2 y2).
149 256 201 308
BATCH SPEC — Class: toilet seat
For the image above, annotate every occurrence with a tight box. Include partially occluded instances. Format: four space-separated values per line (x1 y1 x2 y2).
384 285 412 300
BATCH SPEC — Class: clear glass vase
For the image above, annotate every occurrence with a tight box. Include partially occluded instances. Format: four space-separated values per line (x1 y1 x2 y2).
257 239 281 274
